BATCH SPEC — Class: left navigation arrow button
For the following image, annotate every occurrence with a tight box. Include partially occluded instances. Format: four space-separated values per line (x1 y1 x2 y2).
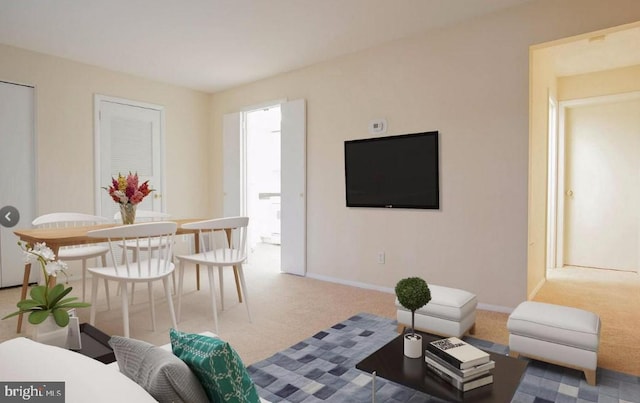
0 206 20 228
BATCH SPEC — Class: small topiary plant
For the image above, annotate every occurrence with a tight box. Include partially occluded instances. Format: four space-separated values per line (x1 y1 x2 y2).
395 277 431 338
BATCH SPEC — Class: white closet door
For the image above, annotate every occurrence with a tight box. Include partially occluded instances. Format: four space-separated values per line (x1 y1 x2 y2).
96 97 164 218
0 82 36 287
280 99 306 276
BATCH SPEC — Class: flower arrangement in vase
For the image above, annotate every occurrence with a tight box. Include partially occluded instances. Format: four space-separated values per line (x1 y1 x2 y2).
104 172 154 224
3 242 90 331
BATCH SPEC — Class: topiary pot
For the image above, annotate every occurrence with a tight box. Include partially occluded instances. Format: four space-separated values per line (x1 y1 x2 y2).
403 333 423 358
395 277 431 358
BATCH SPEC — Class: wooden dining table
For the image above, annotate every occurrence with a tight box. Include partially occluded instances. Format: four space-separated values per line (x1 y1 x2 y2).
12 218 242 333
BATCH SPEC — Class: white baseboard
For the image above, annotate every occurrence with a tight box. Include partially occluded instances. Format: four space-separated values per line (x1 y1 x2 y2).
306 272 395 294
305 272 514 314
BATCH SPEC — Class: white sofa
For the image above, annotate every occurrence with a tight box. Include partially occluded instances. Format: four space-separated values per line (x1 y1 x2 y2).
0 335 270 403
0 337 157 403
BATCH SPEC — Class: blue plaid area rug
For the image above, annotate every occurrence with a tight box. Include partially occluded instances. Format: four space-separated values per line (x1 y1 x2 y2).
246 313 640 403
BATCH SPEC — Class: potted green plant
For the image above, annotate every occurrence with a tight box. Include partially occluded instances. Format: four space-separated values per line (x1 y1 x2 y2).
395 277 431 358
3 242 90 347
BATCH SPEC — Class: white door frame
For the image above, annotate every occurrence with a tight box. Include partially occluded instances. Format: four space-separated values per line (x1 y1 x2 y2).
546 95 558 269
552 91 640 270
93 94 166 216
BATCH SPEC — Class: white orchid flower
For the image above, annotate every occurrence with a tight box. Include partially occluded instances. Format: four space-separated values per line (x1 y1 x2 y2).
45 260 67 277
23 242 56 264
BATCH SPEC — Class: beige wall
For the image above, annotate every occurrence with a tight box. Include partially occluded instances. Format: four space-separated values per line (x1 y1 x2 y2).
0 43 212 219
558 64 640 100
212 0 640 310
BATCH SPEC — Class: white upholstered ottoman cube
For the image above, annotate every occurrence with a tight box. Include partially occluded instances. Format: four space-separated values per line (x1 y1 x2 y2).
396 284 477 338
507 301 601 385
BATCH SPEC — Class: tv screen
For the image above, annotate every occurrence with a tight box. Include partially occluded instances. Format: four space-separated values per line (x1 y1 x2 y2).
344 131 439 209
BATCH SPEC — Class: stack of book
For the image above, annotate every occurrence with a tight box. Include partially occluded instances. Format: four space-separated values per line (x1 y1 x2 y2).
425 336 495 392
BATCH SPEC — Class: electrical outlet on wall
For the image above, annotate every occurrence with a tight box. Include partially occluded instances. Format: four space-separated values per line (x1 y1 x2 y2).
377 252 385 264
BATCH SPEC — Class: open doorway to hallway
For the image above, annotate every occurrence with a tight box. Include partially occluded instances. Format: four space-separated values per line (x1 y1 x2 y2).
529 22 640 299
245 105 282 273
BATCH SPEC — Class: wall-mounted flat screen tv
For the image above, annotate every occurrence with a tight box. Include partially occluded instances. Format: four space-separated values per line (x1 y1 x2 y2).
344 131 439 209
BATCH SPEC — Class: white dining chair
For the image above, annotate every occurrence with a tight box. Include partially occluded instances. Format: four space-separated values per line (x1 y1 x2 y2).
113 209 175 300
175 216 251 333
32 212 112 308
86 221 178 338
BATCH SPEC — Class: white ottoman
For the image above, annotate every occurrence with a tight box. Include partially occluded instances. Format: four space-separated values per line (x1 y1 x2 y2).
396 284 477 338
507 301 601 386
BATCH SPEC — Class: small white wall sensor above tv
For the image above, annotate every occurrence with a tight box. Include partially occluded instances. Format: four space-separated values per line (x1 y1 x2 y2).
369 119 387 134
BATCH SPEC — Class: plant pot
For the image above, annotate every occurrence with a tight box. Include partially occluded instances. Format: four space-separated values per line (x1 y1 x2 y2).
403 333 422 358
32 316 69 349
120 203 137 225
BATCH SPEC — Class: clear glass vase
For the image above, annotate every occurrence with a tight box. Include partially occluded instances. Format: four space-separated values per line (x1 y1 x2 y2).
120 203 137 225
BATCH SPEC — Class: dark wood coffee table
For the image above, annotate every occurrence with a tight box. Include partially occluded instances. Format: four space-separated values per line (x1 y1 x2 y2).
356 331 527 402
71 323 115 364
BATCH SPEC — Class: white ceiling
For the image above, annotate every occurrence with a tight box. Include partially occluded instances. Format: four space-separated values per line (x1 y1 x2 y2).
2 1 637 92
0 0 533 93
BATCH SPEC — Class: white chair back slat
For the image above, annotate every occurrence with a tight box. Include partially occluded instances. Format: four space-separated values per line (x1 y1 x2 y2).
32 212 111 227
106 237 120 276
87 222 177 280
32 212 111 250
183 216 249 263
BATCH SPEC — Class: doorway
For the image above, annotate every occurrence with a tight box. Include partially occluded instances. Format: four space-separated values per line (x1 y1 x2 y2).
245 105 282 271
529 22 640 299
223 99 306 276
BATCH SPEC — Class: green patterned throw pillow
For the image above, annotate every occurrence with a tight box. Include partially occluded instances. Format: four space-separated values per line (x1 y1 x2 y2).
169 329 260 403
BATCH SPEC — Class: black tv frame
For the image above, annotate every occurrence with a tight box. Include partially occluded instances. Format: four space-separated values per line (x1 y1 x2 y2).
344 131 439 210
